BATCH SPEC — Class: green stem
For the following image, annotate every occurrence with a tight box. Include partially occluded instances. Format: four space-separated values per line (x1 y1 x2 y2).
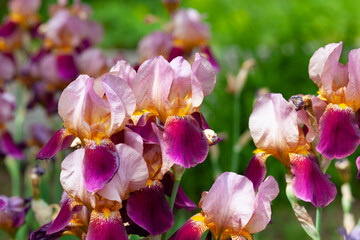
161 177 182 240
230 92 241 172
5 156 21 196
316 207 322 239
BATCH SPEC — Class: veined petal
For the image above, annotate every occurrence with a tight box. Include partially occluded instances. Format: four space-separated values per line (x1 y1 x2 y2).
244 176 279 234
110 60 136 88
97 143 148 203
201 46 220 72
60 149 95 208
169 213 209 240
163 115 209 168
100 73 136 136
127 180 174 236
87 209 128 240
83 139 119 193
316 104 360 159
244 153 269 191
201 172 255 237
345 49 360 111
36 128 75 159
308 42 343 93
290 154 337 207
133 56 174 119
249 93 299 164
169 56 192 101
56 54 78 81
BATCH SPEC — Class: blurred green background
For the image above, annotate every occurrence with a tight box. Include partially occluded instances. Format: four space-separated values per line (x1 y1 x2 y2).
1 0 360 239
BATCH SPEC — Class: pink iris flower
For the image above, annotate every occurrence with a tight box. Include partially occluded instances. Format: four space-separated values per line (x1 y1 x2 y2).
170 172 279 240
130 54 217 168
309 42 360 159
245 93 336 207
37 72 136 193
34 131 148 240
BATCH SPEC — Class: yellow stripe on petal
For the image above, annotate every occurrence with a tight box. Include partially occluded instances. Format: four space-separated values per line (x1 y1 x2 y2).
338 103 348 110
191 213 206 223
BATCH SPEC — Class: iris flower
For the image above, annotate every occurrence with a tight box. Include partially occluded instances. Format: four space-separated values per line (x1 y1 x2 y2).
309 42 360 159
245 93 336 207
170 172 279 240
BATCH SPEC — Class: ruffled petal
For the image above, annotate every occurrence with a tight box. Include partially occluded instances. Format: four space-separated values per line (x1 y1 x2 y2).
83 139 119 192
36 128 74 159
163 115 209 168
308 42 343 93
201 172 255 236
290 154 337 207
60 149 95 208
133 56 174 119
244 176 279 234
109 60 136 88
127 180 174 236
244 153 269 191
346 49 360 110
249 93 299 164
100 73 136 136
168 213 208 240
87 209 128 240
316 104 360 159
97 143 148 202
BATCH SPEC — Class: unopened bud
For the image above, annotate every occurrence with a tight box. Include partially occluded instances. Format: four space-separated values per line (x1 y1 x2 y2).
162 0 181 14
30 165 45 199
335 159 351 183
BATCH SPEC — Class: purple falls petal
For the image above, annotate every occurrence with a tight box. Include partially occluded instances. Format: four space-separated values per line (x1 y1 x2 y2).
29 222 65 240
161 172 197 211
127 180 174 236
164 115 209 168
244 153 268 191
0 21 17 38
0 131 24 159
290 153 337 207
83 139 119 192
36 128 75 159
316 104 360 159
201 46 220 72
47 198 83 234
87 210 128 240
168 214 208 240
357 156 360 179
56 54 78 81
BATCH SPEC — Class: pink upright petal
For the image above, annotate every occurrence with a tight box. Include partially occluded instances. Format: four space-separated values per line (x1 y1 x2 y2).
345 49 360 111
201 172 255 236
244 153 268 191
249 93 299 164
0 53 16 81
290 154 337 207
169 57 192 101
127 181 174 236
77 48 107 77
163 115 209 168
316 104 360 159
137 31 173 62
168 214 208 240
245 176 279 234
97 143 148 202
309 42 343 94
133 56 174 119
36 128 75 159
87 210 128 240
83 139 119 192
100 73 136 136
110 60 136 88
